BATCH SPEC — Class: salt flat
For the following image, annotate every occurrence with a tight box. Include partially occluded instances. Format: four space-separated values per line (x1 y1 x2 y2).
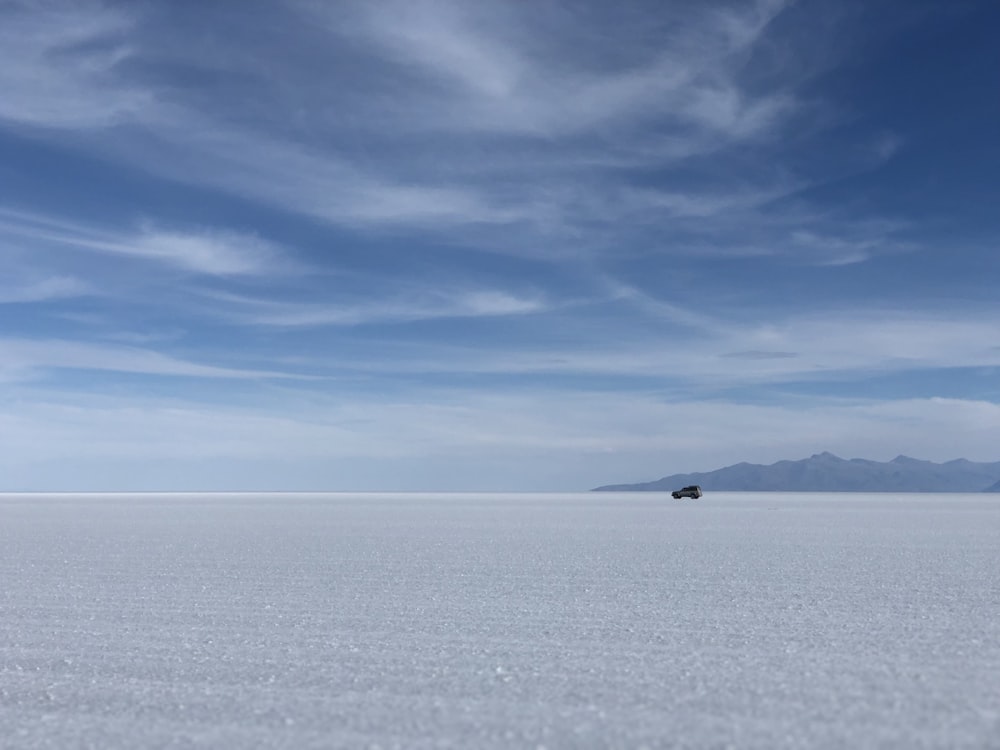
1 492 998 749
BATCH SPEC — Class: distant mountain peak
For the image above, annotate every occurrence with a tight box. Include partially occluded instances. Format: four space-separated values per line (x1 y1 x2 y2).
594 453 1000 493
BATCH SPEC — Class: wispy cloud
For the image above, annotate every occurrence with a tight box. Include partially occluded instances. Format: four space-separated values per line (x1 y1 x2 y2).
204 288 546 327
0 337 312 382
294 309 1000 385
0 1 149 129
602 280 730 336
0 207 283 276
335 0 794 139
0 275 89 303
123 225 282 276
788 224 912 266
722 350 798 360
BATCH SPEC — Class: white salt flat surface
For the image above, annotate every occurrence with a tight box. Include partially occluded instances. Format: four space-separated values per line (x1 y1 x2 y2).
1 492 998 749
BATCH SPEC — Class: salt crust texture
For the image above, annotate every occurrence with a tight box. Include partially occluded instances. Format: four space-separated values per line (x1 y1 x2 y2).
1 492 998 749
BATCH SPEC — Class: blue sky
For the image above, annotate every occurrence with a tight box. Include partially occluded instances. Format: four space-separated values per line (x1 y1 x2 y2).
2 0 998 491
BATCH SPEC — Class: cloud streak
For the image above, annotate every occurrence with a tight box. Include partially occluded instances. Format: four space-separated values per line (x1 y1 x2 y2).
0 338 313 383
205 288 546 327
0 207 283 276
0 275 89 303
0 1 148 129
283 309 1000 386
336 0 794 139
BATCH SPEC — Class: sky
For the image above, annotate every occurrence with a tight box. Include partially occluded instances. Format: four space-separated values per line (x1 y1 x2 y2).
1 0 999 491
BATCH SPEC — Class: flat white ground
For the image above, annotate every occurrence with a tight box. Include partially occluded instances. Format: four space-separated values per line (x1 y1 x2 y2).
1 492 998 749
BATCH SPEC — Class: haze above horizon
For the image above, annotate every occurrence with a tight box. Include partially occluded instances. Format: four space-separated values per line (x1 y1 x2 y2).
2 1 999 491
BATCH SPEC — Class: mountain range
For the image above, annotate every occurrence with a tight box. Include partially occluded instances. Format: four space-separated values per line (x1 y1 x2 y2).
594 452 1000 493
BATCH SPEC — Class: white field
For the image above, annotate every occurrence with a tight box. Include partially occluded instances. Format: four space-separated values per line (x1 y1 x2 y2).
1 492 998 749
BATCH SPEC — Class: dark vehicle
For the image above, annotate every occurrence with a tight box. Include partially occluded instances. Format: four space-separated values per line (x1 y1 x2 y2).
672 485 702 499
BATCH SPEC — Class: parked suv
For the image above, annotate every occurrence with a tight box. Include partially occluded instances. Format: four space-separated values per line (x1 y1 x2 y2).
672 485 703 499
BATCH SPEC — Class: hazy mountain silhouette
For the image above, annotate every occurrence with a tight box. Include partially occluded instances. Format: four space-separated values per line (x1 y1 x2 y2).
594 452 1000 492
